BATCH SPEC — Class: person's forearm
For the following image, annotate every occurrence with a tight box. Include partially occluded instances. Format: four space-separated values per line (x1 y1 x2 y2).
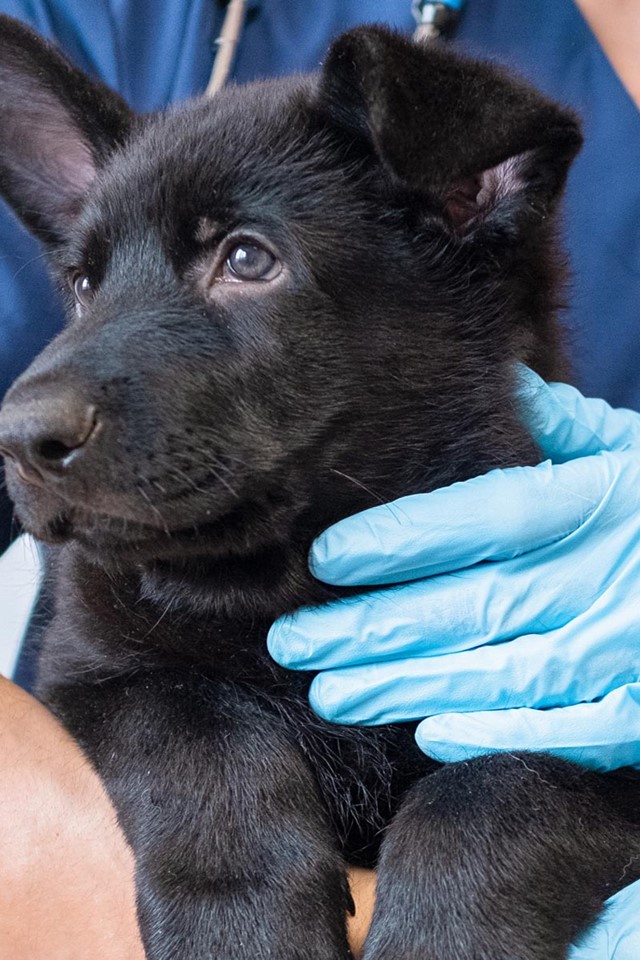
0 676 144 959
0 676 375 958
575 0 640 109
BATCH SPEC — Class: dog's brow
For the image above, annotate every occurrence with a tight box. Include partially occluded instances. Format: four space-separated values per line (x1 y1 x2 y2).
195 217 221 245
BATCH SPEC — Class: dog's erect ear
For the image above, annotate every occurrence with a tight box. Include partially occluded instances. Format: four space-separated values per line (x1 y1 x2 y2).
0 15 132 244
318 26 582 234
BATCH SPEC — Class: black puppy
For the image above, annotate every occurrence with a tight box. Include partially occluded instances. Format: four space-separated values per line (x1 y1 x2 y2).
0 16 638 960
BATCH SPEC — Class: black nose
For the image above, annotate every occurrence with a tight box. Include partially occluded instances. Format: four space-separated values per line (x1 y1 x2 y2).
0 392 98 483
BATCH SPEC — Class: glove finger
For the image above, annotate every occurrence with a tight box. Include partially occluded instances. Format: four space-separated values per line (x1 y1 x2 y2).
310 455 608 587
567 878 640 959
270 556 576 669
308 647 536 725
517 365 640 461
307 613 639 725
272 484 635 671
415 682 640 772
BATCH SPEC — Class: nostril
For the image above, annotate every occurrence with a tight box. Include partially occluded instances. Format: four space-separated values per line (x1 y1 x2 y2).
35 406 99 468
37 438 79 463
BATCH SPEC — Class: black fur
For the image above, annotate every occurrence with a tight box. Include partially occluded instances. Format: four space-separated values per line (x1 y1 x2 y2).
0 16 638 959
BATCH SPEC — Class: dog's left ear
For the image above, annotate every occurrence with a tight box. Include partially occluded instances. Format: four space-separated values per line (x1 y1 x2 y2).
0 15 133 245
318 26 582 234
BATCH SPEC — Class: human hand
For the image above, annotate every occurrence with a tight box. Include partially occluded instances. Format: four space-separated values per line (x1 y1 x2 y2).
268 368 640 771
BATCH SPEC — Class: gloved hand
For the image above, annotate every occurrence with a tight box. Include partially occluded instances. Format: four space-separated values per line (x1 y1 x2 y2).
268 367 640 772
568 878 640 959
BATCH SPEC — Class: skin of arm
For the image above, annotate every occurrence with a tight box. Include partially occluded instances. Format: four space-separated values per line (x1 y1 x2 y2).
0 675 145 960
574 0 640 108
0 676 376 959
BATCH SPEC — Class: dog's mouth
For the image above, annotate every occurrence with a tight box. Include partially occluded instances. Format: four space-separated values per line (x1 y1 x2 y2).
5 453 232 536
40 505 195 551
8 459 299 566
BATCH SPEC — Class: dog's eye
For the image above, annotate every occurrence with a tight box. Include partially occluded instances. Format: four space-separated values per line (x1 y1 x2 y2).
71 274 95 308
224 243 279 282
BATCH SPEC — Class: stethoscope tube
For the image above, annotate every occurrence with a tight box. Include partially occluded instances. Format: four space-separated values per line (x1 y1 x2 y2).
206 0 468 95
206 0 248 95
412 1 466 41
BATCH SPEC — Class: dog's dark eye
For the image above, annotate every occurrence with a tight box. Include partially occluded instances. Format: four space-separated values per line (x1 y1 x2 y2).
224 243 279 282
71 274 95 308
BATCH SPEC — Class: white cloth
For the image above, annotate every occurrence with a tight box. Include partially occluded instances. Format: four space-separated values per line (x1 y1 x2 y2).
0 534 43 678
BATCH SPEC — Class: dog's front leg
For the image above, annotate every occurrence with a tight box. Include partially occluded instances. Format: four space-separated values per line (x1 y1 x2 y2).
44 671 351 960
363 752 640 960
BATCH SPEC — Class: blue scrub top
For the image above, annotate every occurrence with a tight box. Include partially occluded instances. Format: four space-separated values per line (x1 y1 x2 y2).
455 1 640 412
0 0 638 412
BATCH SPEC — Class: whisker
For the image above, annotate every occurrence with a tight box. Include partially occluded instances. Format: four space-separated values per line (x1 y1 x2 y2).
141 596 176 641
137 483 172 538
330 468 406 522
330 468 387 505
11 248 52 279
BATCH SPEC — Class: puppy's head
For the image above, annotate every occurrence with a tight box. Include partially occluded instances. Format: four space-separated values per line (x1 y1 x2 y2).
0 18 581 606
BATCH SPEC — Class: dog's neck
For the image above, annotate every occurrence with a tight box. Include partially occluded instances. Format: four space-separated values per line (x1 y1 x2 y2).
51 533 333 680
136 535 337 623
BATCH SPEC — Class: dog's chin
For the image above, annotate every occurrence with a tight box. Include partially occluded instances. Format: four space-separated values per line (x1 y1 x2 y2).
11 472 302 572
7 477 76 545
15 502 191 559
12 477 325 616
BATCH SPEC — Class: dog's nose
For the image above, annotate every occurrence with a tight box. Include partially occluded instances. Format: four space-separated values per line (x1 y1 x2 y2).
0 393 98 483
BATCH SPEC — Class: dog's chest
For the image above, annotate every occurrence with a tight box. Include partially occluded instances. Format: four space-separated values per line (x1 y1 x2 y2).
39 549 435 866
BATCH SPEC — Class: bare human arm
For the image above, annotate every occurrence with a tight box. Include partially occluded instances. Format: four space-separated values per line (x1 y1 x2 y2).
575 0 640 108
0 676 375 959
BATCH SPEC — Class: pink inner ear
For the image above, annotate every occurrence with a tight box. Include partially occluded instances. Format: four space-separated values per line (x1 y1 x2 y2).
51 134 95 193
477 155 527 206
2 76 97 222
24 116 96 211
445 152 529 232
445 174 483 229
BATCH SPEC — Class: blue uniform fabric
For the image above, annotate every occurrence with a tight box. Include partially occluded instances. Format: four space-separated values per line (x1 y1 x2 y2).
454 1 640 411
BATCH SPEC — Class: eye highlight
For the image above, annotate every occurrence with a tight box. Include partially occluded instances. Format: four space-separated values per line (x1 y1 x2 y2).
71 273 95 308
223 242 280 282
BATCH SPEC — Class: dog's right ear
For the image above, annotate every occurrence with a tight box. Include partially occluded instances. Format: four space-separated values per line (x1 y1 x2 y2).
0 15 132 245
318 26 582 237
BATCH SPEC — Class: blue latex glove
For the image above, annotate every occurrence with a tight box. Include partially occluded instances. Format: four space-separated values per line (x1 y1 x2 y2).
268 368 640 772
568 879 640 959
